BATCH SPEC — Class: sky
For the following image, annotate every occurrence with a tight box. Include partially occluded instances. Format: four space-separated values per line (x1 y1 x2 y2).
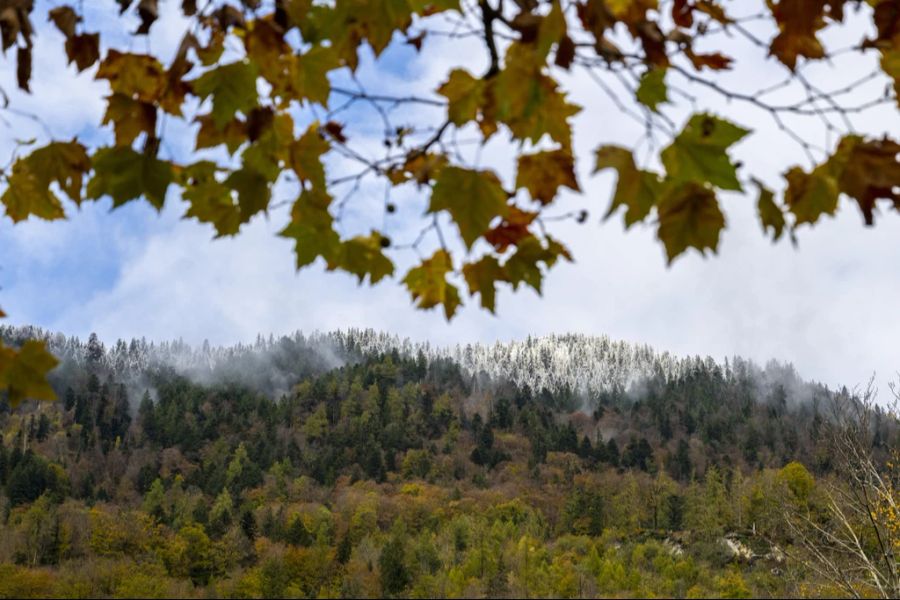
1 1 899 397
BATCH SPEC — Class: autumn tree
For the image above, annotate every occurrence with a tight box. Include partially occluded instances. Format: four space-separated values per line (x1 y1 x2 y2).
785 380 900 599
0 0 898 402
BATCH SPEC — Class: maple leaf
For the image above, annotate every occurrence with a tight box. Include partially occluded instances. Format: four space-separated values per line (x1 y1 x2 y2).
400 152 448 185
48 6 78 38
292 45 339 105
430 167 509 249
504 235 571 294
494 43 581 149
822 135 900 225
783 165 839 226
0 340 59 408
661 113 749 191
195 115 247 155
88 146 173 210
240 113 295 182
595 145 661 227
656 182 725 263
289 123 329 189
65 33 101 72
536 0 567 60
438 69 485 126
685 50 733 71
338 232 395 284
484 206 538 252
182 161 242 237
462 255 506 312
103 93 157 146
96 50 167 103
2 161 65 222
636 68 668 112
279 187 342 268
881 48 900 108
754 179 786 241
192 61 260 128
225 166 270 219
1 141 90 222
403 249 461 319
516 149 580 205
768 0 844 70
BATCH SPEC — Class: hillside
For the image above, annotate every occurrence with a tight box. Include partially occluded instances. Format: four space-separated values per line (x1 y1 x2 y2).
0 328 897 598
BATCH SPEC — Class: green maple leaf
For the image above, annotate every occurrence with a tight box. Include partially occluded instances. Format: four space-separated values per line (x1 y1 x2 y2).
289 124 329 189
783 166 839 226
1 141 90 222
430 166 509 249
103 93 157 146
338 232 395 284
494 43 581 149
504 235 571 294
462 255 506 312
279 187 341 268
754 179 786 241
182 161 242 237
192 61 260 129
656 182 725 263
403 249 461 319
87 146 173 210
225 166 270 220
636 68 668 112
595 145 661 227
292 45 338 105
438 69 485 126
661 113 749 191
2 162 66 222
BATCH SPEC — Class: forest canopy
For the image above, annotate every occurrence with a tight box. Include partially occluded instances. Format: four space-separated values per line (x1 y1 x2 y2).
0 327 897 598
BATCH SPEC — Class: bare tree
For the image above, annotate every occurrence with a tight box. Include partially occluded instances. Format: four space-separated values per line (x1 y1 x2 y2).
784 378 899 599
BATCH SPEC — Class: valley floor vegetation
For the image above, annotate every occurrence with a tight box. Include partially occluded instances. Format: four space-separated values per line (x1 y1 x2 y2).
0 329 897 599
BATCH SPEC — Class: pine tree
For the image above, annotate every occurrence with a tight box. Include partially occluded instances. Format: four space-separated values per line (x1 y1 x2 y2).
379 535 410 597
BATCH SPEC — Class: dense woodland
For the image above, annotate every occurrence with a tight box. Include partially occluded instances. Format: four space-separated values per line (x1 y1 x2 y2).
0 328 897 598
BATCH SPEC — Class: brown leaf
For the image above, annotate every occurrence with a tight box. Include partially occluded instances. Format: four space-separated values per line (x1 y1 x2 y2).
195 115 247 154
136 0 158 35
695 0 732 24
48 5 79 38
324 121 347 144
246 106 275 142
64 33 100 71
406 31 425 52
831 135 900 225
516 149 580 204
16 45 30 92
636 21 670 68
685 49 733 70
215 5 246 30
555 34 575 69
672 0 694 28
768 0 843 70
484 206 537 252
0 6 22 52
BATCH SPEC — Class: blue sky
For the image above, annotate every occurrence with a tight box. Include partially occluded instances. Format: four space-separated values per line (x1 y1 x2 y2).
3 1 900 397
